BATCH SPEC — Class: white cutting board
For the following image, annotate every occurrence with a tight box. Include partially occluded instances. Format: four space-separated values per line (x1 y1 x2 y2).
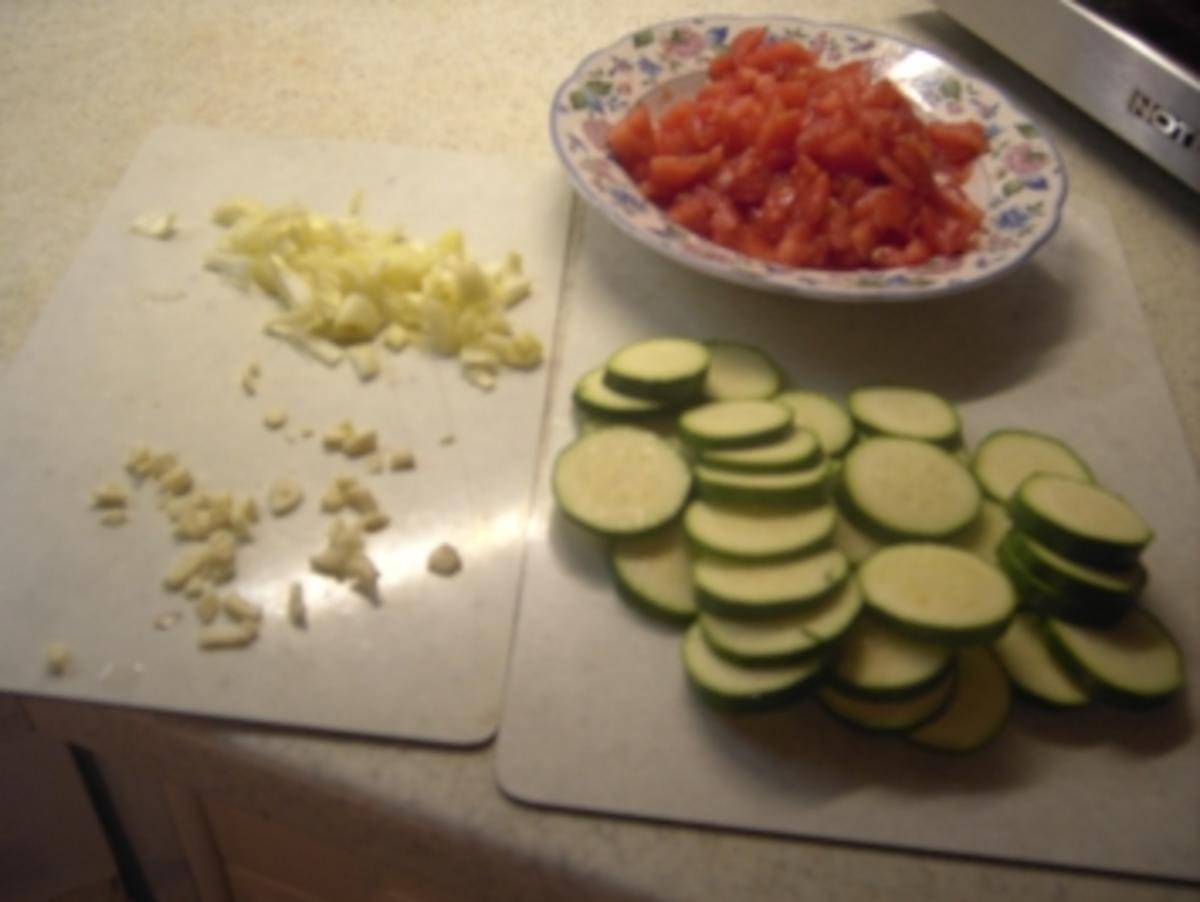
0 126 571 745
496 196 1200 881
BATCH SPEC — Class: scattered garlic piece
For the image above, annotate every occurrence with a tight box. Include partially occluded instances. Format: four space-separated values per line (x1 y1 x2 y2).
92 482 129 509
262 408 289 430
439 434 456 446
163 530 238 592
361 511 390 533
195 590 221 624
158 465 194 497
389 448 416 471
347 344 382 382
322 420 354 452
221 593 262 624
198 623 259 650
287 582 307 629
99 510 128 528
45 642 72 676
427 543 462 577
130 211 177 240
381 323 409 351
310 518 379 598
266 479 304 516
343 429 378 458
241 362 262 397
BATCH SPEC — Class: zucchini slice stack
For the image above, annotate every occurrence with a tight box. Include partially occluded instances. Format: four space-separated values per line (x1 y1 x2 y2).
555 336 1185 753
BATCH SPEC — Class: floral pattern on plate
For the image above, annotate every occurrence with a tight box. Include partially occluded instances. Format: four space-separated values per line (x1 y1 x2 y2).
550 16 1068 302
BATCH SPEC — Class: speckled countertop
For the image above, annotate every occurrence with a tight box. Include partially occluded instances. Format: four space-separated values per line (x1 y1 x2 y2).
4 2 1198 900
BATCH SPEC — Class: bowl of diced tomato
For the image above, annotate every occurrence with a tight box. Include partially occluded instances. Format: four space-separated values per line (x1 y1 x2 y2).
550 16 1067 301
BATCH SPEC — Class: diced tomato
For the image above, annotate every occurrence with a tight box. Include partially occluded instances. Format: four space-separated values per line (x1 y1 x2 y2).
644 147 723 200
608 104 656 170
928 121 988 166
607 27 988 270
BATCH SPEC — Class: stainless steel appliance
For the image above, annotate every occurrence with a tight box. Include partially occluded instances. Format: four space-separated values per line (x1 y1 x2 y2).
933 0 1199 191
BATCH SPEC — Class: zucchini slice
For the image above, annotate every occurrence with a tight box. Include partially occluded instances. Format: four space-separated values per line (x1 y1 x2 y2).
679 400 794 449
847 385 962 448
1009 474 1153 569
610 525 697 625
702 340 784 401
1002 531 1144 621
681 623 826 711
604 337 710 403
693 460 830 508
693 548 849 618
697 427 823 473
820 671 956 733
839 437 981 541
971 429 1093 503
908 646 1011 753
858 543 1017 644
552 426 692 536
831 510 883 567
775 389 855 456
993 612 1090 708
949 499 1011 565
683 500 836 561
1045 608 1183 707
699 580 863 666
573 366 669 419
831 615 954 699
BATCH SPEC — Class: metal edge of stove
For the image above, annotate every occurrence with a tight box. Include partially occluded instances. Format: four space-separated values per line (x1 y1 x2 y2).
932 0 1200 192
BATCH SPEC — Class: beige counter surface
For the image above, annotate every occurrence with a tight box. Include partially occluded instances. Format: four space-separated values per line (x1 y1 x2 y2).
3 2 1198 899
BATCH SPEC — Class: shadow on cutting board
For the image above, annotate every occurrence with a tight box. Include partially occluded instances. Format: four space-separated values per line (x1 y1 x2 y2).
575 209 1085 405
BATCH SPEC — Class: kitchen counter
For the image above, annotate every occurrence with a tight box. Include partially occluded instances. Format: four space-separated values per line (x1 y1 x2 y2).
3 2 1198 900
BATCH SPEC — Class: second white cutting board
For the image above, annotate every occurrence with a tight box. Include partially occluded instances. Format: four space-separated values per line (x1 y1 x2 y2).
0 126 571 745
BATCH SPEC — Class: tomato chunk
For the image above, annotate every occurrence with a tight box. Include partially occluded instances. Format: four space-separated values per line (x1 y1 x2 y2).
608 28 988 270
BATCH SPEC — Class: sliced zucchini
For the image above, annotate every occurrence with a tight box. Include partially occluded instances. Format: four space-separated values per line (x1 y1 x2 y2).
1009 474 1153 568
820 671 956 733
949 499 1011 565
604 337 710 403
693 460 829 508
847 385 962 448
681 623 826 711
573 366 669 419
993 612 1090 708
908 646 1011 753
678 400 793 449
693 548 849 618
1045 608 1183 707
971 429 1093 504
1002 531 1144 621
683 500 835 561
774 389 855 456
610 525 697 625
697 427 823 473
699 580 862 666
838 437 981 541
702 340 783 401
831 509 883 567
858 543 1017 644
552 426 691 536
831 615 953 699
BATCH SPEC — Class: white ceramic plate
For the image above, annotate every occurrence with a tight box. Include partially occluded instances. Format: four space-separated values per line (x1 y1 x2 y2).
549 16 1068 302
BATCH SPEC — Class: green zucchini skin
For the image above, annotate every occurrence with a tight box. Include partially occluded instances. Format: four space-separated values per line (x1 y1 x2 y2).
609 527 698 627
819 671 957 734
1042 609 1184 710
694 461 831 509
603 337 711 404
681 624 829 712
1007 476 1153 570
907 646 1012 754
